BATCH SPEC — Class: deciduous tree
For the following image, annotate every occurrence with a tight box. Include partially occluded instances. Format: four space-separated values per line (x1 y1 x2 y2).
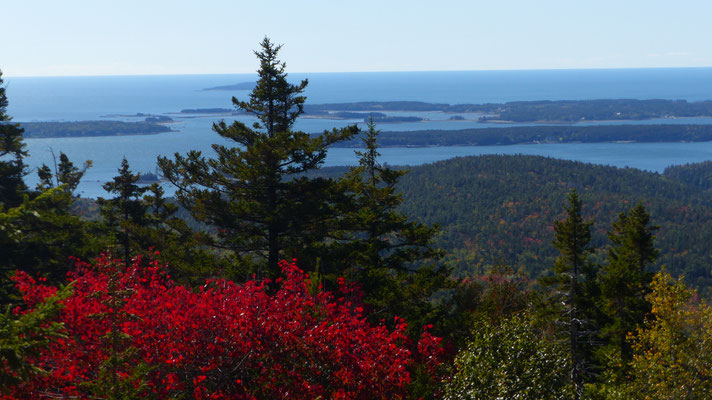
4 254 442 399
444 313 571 400
616 271 712 399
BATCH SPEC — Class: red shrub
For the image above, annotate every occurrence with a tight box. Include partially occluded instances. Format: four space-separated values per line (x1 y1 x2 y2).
6 254 441 399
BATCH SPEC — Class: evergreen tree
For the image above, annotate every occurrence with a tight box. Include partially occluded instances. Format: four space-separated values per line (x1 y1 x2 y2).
543 190 599 400
337 118 447 329
597 202 658 378
158 38 357 279
99 158 150 270
99 158 224 283
36 151 92 194
0 69 27 209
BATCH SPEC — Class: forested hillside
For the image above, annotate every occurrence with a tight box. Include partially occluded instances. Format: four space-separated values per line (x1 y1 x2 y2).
664 160 712 190
392 155 712 289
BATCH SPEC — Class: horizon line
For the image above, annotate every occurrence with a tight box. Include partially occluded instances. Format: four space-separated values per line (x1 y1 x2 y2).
5 65 712 79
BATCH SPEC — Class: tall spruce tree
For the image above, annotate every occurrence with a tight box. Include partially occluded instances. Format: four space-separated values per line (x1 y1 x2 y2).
337 118 447 328
597 202 658 378
158 38 357 279
543 190 600 400
0 69 28 208
99 158 150 270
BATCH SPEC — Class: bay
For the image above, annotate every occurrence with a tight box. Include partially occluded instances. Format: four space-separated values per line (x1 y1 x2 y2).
5 68 712 197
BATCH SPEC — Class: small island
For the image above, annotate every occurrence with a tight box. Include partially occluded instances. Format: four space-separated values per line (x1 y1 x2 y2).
20 121 174 138
144 115 175 123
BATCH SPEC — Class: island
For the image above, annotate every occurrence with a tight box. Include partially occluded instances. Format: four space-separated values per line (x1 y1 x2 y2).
20 121 174 138
144 116 175 123
202 82 257 91
177 108 239 115
328 124 712 147
370 115 424 123
299 99 712 123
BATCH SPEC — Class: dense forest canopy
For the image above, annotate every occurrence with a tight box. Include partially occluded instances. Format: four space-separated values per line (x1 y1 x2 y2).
392 154 712 291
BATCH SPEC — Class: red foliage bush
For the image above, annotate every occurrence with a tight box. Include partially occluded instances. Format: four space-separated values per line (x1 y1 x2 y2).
5 254 442 399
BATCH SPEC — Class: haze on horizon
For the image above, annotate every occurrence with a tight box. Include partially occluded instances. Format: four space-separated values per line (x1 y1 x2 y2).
3 0 712 77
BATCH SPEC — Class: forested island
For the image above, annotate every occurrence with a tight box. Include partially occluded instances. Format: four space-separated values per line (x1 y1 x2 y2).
331 124 712 147
19 120 174 138
484 98 712 122
177 107 238 114
302 98 712 122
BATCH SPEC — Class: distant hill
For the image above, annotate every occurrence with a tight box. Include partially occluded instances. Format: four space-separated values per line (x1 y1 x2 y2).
386 155 712 292
664 161 712 191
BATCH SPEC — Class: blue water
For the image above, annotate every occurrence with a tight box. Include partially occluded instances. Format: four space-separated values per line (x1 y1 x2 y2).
5 68 712 197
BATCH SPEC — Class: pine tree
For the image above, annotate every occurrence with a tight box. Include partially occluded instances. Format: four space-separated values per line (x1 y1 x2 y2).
597 202 658 378
338 118 447 328
158 38 357 279
99 158 150 270
99 158 225 283
543 190 599 400
0 69 28 208
36 151 92 194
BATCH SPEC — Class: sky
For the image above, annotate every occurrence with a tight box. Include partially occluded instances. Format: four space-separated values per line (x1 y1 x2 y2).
2 0 712 77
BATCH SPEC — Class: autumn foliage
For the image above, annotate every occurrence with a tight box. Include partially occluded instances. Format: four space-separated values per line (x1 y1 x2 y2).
4 254 442 399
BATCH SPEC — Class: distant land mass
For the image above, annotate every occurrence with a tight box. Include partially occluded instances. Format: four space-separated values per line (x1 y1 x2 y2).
302 99 712 123
176 99 712 123
178 108 240 115
174 108 423 122
19 120 712 144
329 124 712 147
20 121 173 138
202 82 256 91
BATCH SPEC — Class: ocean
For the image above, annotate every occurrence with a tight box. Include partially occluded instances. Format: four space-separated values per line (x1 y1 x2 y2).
4 68 712 197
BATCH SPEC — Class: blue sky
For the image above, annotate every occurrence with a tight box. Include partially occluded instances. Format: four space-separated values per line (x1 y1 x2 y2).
3 0 711 76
